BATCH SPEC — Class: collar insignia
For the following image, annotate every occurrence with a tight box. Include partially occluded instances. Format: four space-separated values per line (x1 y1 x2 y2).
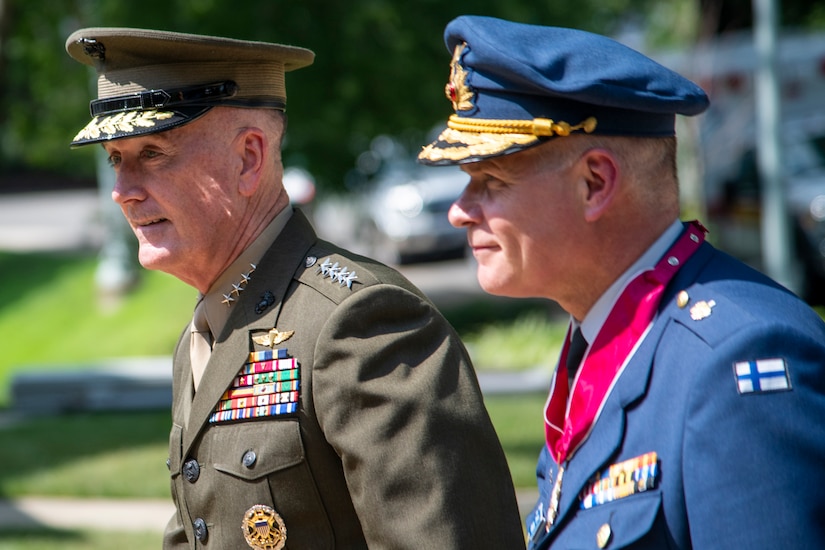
221 264 257 307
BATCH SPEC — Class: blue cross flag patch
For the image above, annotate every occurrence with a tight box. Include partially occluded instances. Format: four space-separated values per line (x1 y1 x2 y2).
733 358 791 394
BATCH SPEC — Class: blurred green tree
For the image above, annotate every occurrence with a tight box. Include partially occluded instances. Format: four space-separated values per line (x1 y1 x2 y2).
0 0 822 191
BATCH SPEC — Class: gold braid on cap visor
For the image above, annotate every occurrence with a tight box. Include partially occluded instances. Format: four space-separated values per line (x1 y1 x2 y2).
447 114 597 137
420 114 597 163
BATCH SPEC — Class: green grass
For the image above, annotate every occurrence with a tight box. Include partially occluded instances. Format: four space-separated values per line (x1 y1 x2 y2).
485 393 547 488
0 400 545 500
464 312 565 371
0 529 161 549
0 251 196 406
0 411 170 499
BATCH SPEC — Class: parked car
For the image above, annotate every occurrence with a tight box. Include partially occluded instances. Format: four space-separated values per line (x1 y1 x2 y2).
353 160 468 264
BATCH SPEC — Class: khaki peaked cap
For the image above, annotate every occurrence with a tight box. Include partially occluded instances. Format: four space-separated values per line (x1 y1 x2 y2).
66 27 314 146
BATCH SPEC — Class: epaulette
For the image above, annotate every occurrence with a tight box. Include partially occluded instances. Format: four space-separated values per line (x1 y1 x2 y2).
669 283 756 348
293 248 379 304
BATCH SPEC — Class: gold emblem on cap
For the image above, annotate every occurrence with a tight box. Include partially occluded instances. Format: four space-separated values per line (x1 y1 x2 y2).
242 504 286 550
689 299 716 321
596 522 612 548
676 290 689 308
252 328 295 348
72 110 174 143
445 43 474 111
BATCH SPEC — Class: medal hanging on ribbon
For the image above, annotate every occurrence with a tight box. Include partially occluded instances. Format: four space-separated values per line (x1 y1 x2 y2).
542 221 706 528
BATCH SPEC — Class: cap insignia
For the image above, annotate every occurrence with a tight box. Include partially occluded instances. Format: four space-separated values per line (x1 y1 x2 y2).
445 43 474 112
72 110 174 143
78 38 105 60
242 504 286 550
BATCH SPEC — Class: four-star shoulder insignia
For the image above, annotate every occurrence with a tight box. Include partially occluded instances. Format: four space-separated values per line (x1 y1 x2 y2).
316 257 359 289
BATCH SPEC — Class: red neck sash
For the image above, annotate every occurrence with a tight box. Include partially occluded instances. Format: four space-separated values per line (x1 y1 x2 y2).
544 221 706 464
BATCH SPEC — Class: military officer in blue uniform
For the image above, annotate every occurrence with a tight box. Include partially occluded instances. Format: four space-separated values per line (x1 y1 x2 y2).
419 15 825 549
64 27 526 549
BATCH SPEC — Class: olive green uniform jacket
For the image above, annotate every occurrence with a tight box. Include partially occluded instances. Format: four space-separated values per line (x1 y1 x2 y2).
163 210 525 549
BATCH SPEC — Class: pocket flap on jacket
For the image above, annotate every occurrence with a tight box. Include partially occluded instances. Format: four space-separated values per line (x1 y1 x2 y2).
212 420 305 480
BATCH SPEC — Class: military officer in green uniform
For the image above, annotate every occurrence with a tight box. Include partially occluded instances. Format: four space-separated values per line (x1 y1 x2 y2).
65 27 525 549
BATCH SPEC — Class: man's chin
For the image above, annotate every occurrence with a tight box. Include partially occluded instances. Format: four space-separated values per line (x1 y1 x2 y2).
137 247 173 272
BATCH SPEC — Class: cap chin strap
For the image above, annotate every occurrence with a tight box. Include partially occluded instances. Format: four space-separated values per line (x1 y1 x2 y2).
447 113 597 137
89 80 239 117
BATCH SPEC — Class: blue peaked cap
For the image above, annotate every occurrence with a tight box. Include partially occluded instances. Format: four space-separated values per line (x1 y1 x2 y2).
419 16 709 165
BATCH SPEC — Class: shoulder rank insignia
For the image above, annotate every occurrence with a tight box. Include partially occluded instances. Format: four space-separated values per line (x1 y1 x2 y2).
243 504 286 550
689 299 715 321
317 257 358 289
734 358 791 394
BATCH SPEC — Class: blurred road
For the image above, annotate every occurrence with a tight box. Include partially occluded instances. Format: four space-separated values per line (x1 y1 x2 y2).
0 189 103 252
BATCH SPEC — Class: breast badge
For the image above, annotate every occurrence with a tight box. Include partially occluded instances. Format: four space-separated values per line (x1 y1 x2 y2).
252 327 294 347
242 504 286 550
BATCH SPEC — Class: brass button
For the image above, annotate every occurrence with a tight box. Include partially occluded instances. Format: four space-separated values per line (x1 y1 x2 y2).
676 290 689 308
596 522 612 548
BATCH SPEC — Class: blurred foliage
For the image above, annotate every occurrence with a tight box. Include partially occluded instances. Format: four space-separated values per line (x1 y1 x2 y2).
0 0 666 191
1 0 824 191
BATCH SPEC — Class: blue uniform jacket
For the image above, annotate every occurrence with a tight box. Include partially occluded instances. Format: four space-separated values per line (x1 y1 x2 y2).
527 238 825 549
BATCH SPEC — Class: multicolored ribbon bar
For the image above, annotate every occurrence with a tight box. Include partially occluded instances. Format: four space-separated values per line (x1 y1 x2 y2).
580 451 658 510
240 357 297 375
217 390 300 411
248 349 288 362
209 402 298 423
212 347 301 424
222 377 299 400
232 369 300 388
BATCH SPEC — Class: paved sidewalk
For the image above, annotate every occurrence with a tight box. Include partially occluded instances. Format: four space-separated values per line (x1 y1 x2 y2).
0 490 539 532
0 496 174 532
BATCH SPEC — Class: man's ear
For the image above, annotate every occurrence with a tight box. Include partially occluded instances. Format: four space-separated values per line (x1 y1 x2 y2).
579 148 619 222
237 128 267 197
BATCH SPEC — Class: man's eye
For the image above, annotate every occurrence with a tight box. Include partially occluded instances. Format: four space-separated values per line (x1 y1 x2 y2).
107 155 121 167
142 150 161 159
